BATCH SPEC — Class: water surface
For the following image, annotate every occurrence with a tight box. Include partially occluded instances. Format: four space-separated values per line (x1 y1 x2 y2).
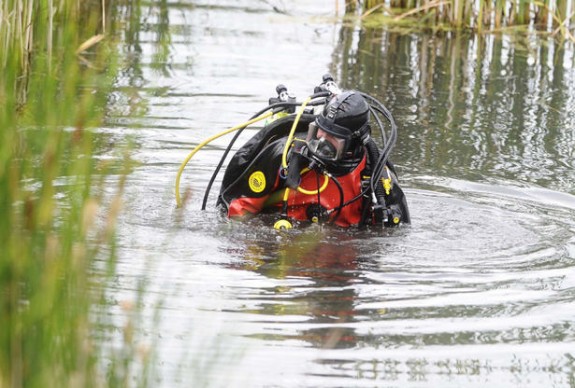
105 1 575 386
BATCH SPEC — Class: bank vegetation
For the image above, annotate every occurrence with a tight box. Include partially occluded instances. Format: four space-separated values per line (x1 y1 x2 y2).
345 0 575 40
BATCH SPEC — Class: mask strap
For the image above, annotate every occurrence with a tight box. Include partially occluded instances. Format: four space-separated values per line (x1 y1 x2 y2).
325 91 355 124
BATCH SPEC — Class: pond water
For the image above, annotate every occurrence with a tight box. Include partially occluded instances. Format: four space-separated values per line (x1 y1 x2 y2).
104 1 575 386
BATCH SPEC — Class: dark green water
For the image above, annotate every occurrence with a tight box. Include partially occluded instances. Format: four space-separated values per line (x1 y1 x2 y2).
104 1 575 386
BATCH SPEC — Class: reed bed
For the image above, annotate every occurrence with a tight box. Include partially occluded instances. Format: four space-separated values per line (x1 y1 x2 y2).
1 0 147 387
351 0 575 39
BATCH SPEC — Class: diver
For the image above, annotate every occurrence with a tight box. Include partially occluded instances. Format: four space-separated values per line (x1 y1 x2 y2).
211 75 410 229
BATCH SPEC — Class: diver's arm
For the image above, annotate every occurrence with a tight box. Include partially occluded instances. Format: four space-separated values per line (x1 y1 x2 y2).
220 140 285 218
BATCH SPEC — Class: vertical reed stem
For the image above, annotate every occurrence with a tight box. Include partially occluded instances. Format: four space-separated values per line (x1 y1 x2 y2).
478 0 485 32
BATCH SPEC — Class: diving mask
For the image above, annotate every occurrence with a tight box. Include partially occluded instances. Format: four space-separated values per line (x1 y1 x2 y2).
305 122 347 162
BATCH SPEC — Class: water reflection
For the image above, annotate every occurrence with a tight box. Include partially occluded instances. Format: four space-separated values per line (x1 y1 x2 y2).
228 227 362 350
331 27 575 194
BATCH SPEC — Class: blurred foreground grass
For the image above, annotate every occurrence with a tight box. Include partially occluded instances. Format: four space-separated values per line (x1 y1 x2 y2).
0 1 149 387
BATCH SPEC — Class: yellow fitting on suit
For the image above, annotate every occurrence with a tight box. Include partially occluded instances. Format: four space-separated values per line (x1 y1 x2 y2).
274 219 293 230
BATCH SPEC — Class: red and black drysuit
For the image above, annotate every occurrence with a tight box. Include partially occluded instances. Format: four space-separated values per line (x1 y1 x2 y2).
217 114 410 227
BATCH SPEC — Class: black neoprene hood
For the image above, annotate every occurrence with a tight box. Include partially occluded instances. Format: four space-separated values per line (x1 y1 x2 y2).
315 91 370 140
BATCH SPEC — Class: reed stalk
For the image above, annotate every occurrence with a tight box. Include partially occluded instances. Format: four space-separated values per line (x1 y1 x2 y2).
517 0 532 25
451 0 465 26
477 0 486 32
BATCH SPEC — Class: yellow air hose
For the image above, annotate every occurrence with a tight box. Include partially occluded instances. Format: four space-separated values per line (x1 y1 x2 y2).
281 96 312 169
175 111 274 207
296 168 329 195
176 94 322 230
274 96 327 231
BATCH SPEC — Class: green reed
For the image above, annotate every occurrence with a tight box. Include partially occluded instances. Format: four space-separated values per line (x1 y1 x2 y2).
1 1 147 387
355 0 574 38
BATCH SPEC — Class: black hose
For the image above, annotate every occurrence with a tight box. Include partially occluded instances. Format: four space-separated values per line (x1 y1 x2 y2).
368 105 387 145
202 92 331 210
365 139 387 207
328 174 345 225
201 127 243 210
359 93 398 196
